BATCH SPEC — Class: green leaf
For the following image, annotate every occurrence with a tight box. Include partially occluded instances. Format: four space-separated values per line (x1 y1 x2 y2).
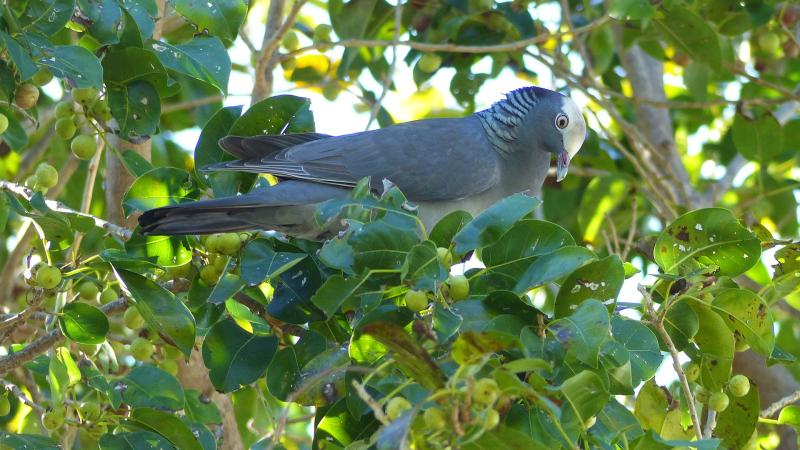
464 426 551 450
429 210 472 249
732 112 784 163
554 255 624 318
591 399 643 446
688 299 734 390
49 346 81 404
653 5 722 71
654 208 760 277
0 105 28 149
127 407 203 450
0 433 59 450
0 32 38 81
684 62 711 101
184 389 222 425
40 45 104 88
193 105 246 195
349 216 420 272
361 322 446 389
79 0 123 45
608 0 656 21
578 175 629 245
588 26 615 74
319 236 355 274
311 274 367 319
481 219 575 268
240 239 306 285
103 46 175 96
150 37 230 93
559 370 610 424
266 331 326 400
58 302 109 344
122 365 185 410
113 269 196 357
121 149 154 177
663 298 699 351
18 0 74 36
611 316 662 386
202 319 278 392
172 0 247 43
513 246 596 294
99 431 176 450
711 288 774 356
122 0 158 41
125 232 193 268
122 167 197 217
401 240 448 291
108 80 162 140
230 94 315 136
295 346 350 407
634 380 668 432
548 299 610 367
453 193 541 254
716 379 759 450
99 248 161 272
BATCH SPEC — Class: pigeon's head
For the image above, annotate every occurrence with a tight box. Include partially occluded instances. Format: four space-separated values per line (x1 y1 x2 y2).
522 89 586 182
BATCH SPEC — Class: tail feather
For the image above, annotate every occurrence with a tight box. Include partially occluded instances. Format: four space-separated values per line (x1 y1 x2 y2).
218 133 330 160
138 181 349 236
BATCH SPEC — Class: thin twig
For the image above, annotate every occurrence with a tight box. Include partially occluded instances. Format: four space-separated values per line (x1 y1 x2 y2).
639 285 703 440
0 180 132 240
352 379 390 425
762 389 800 418
282 16 610 61
621 198 637 260
2 380 45 412
70 137 105 263
162 95 225 114
0 298 128 376
252 0 308 102
703 409 717 439
366 0 403 129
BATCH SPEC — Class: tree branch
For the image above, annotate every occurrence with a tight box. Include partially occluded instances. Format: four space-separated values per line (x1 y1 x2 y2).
0 180 133 241
365 1 403 129
252 0 308 102
640 285 703 441
281 16 610 60
0 298 128 376
762 389 800 418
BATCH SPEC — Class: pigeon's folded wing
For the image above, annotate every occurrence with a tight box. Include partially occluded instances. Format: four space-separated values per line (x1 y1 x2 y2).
209 116 500 201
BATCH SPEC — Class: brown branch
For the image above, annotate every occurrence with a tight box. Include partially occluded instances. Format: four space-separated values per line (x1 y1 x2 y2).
0 298 128 376
365 0 403 129
640 285 703 440
282 16 610 60
0 180 132 240
763 389 800 418
162 95 225 114
252 0 307 102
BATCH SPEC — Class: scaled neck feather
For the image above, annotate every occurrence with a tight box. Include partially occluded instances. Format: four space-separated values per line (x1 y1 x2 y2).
475 86 543 157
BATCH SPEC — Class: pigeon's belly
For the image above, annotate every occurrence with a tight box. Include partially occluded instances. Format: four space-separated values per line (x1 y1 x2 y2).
415 186 530 231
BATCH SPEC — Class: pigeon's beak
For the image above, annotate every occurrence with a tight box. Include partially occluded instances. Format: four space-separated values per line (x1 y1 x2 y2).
556 151 570 182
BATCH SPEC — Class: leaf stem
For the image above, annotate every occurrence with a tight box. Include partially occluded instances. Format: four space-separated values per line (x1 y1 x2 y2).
639 284 703 441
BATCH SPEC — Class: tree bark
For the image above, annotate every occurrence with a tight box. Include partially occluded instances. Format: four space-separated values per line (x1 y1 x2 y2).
618 43 800 450
178 349 244 450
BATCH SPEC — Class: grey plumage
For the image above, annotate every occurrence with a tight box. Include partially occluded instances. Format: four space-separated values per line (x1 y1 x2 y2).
139 86 587 240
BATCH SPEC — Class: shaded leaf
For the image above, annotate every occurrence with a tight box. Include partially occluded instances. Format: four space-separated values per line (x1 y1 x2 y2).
202 319 278 392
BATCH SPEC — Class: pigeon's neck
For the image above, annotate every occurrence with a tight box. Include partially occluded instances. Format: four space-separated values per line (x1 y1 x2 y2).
475 87 542 157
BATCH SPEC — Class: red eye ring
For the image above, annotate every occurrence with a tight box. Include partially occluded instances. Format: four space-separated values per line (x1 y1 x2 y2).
555 113 569 129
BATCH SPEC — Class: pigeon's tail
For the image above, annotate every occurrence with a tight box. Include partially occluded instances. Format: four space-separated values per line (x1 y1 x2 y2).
138 196 266 235
138 181 349 237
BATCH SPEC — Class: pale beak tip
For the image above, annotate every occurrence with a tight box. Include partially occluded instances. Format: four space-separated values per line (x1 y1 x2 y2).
556 152 570 182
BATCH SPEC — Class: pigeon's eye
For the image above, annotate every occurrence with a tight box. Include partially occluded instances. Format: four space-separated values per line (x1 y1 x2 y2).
555 113 569 129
